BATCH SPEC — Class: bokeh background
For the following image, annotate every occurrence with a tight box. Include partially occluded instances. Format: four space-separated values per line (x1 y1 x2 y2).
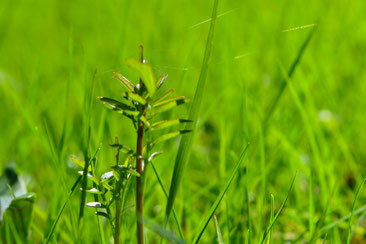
1 0 366 242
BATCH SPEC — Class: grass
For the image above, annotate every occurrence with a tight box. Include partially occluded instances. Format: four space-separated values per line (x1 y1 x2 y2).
1 0 366 243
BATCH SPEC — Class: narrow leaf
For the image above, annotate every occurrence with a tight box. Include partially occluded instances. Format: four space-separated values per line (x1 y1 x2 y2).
97 97 135 111
150 161 184 241
260 173 297 244
71 156 91 171
152 99 191 115
153 96 187 108
95 211 109 219
150 119 192 131
192 144 249 243
157 74 168 88
153 88 175 103
77 171 99 185
346 177 366 244
214 215 224 244
152 130 191 146
165 0 219 227
44 176 82 244
113 72 134 91
122 92 147 105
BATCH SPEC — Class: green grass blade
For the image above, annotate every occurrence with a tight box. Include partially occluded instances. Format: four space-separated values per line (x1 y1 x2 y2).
214 215 224 244
245 165 252 244
140 216 184 244
260 173 297 244
319 205 366 234
346 177 366 244
263 27 316 127
192 144 249 243
150 161 184 241
43 175 82 244
266 194 274 244
44 146 101 244
164 0 219 226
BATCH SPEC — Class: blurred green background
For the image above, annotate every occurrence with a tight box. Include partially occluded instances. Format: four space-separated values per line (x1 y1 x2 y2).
1 0 366 242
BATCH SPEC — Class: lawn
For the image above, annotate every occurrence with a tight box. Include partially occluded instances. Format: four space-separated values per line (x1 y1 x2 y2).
1 0 366 243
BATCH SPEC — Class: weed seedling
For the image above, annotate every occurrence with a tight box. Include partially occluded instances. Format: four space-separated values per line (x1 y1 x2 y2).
74 45 191 244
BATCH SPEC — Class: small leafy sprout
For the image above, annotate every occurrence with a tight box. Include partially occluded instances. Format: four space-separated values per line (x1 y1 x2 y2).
96 45 191 244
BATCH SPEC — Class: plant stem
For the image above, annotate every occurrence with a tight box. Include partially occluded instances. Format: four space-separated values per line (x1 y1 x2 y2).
114 136 122 244
136 44 145 244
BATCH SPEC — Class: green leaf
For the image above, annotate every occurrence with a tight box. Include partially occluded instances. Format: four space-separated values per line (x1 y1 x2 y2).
152 99 191 115
153 88 175 103
266 194 275 244
97 97 135 111
111 165 141 177
122 92 147 105
71 156 91 171
263 27 316 127
125 58 157 96
95 211 109 219
150 119 192 131
86 202 106 208
165 0 219 227
101 182 113 191
153 96 187 108
43 175 82 244
213 215 224 244
113 72 134 92
150 161 184 241
109 144 135 155
260 172 297 244
0 193 36 243
192 143 249 243
157 74 168 88
346 176 366 244
152 130 191 146
77 171 99 185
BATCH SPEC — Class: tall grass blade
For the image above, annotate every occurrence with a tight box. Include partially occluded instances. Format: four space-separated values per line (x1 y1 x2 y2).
266 195 274 244
44 146 101 244
192 144 249 243
346 177 366 244
214 215 224 244
165 0 219 226
140 216 184 244
263 27 316 127
319 205 366 234
43 176 82 244
150 161 184 241
260 173 297 244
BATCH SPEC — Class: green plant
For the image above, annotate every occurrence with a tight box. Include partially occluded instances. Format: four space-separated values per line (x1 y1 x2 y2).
75 45 191 244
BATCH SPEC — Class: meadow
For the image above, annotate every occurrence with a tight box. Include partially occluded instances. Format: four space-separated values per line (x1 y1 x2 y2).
1 0 366 243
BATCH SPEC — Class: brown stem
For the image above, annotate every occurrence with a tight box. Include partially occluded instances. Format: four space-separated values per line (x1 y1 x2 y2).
136 122 144 244
136 44 145 244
